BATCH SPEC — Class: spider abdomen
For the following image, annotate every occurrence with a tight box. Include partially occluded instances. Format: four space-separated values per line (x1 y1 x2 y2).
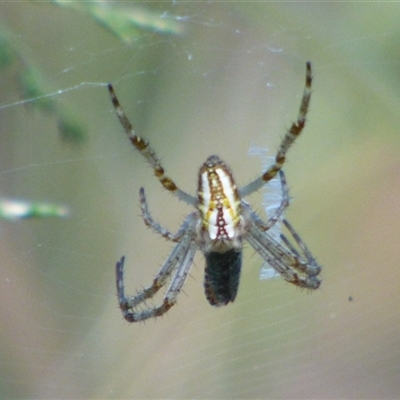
204 249 242 306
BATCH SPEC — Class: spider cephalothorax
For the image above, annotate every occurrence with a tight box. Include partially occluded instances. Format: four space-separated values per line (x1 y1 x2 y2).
109 62 321 322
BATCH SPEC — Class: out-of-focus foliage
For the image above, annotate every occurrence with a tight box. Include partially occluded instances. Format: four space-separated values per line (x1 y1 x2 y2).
53 0 185 43
0 25 85 143
0 198 69 220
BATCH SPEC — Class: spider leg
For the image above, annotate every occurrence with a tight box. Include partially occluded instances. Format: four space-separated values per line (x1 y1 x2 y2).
247 170 290 232
108 84 196 206
116 235 197 322
160 241 197 309
139 187 197 242
116 216 195 308
280 219 320 275
240 62 312 197
245 217 321 289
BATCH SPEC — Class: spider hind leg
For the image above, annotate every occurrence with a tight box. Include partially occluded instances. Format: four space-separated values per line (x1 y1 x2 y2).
115 226 197 322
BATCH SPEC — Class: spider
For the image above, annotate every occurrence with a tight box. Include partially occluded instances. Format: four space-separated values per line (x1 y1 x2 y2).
108 62 321 322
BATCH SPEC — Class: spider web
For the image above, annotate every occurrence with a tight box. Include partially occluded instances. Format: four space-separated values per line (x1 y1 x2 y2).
1 2 400 398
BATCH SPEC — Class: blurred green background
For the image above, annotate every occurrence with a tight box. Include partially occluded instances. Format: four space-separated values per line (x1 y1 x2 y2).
1 2 400 398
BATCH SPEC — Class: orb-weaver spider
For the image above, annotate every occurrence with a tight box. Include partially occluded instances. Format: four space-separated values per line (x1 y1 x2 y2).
108 62 321 322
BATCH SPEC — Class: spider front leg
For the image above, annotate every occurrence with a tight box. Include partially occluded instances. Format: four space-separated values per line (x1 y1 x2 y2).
261 62 312 182
108 84 196 206
240 62 312 197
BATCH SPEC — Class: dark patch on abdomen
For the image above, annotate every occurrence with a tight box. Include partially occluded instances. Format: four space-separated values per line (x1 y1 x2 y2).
204 249 242 306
